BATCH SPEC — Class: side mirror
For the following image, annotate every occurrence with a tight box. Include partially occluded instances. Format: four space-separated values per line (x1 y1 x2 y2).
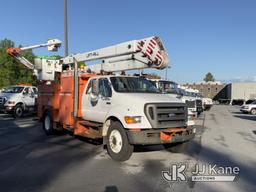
30 92 35 98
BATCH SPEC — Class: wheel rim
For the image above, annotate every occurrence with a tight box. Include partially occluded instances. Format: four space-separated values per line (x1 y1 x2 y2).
16 107 22 117
44 116 51 131
252 110 256 115
109 130 122 153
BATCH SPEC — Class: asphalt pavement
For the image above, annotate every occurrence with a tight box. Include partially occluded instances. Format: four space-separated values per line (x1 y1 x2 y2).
0 105 255 192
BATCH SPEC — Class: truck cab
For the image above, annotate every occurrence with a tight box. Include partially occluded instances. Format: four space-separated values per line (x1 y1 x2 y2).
41 74 195 161
185 88 204 115
82 75 194 131
0 85 38 118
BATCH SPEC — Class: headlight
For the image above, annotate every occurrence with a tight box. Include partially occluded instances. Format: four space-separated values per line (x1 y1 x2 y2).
7 101 16 105
124 116 142 124
188 114 196 120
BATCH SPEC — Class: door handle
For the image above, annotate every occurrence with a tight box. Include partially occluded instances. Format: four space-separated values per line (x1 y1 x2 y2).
106 102 111 105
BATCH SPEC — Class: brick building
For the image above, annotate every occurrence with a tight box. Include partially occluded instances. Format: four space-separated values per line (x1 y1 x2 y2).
184 81 226 99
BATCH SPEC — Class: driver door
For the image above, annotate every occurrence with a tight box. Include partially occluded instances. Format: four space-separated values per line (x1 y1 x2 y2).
22 87 35 107
83 78 112 123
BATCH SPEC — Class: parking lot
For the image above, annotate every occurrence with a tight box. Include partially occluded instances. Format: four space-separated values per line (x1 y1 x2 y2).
0 105 255 192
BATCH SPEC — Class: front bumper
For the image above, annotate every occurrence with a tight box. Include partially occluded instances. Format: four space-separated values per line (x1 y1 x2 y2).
126 126 196 145
0 105 14 113
196 106 203 113
240 108 250 113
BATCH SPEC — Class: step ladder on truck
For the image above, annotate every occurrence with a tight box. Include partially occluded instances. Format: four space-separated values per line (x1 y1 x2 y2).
7 36 196 161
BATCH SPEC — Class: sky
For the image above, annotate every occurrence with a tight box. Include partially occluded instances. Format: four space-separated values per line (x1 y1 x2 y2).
0 0 256 84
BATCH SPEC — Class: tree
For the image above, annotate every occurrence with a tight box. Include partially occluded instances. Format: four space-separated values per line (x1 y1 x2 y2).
0 39 36 88
203 72 215 82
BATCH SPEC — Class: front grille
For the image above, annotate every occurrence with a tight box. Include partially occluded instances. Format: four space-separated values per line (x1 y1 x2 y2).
196 99 202 107
186 100 196 108
145 103 187 128
0 97 6 105
196 99 203 112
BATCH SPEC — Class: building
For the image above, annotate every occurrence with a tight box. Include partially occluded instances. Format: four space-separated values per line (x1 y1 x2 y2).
185 81 256 103
184 81 226 99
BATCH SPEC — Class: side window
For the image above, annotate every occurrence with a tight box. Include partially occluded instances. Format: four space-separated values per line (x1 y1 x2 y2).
99 78 112 97
23 87 29 95
32 87 38 94
86 79 93 94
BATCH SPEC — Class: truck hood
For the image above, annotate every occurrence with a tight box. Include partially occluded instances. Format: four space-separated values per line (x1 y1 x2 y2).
0 93 21 102
116 93 183 104
0 92 15 99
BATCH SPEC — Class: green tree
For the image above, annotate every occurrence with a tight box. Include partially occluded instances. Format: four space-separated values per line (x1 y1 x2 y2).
203 72 215 82
0 39 36 88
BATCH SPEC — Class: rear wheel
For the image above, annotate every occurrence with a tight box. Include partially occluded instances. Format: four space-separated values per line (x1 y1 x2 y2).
250 108 256 115
163 141 190 153
106 121 134 161
13 104 24 118
42 111 55 135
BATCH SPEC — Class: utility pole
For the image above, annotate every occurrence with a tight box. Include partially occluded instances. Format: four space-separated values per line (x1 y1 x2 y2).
165 65 170 80
64 0 69 56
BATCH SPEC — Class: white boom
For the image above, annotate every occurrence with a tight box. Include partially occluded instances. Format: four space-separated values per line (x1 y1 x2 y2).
62 36 169 73
7 36 169 80
6 39 61 70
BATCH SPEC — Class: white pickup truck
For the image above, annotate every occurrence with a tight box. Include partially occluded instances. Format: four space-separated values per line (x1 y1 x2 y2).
0 85 38 118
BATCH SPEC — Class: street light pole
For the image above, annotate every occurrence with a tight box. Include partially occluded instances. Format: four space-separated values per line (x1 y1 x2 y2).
165 65 170 80
64 0 69 56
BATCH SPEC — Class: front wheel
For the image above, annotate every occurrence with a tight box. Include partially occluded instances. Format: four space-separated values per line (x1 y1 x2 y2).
250 108 256 115
106 121 134 161
163 141 190 153
13 104 24 118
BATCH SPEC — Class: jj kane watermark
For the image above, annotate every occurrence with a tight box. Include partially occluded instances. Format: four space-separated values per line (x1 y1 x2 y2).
162 163 240 182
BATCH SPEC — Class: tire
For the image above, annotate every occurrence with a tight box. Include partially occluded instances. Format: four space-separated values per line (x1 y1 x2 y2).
106 121 134 161
42 111 55 135
163 141 190 153
13 104 24 118
250 108 256 115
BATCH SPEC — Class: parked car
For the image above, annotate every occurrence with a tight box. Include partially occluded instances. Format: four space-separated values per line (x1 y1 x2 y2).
0 84 38 118
240 101 256 115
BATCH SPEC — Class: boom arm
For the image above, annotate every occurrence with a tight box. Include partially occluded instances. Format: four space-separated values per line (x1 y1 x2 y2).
62 36 169 73
6 39 61 70
7 36 169 81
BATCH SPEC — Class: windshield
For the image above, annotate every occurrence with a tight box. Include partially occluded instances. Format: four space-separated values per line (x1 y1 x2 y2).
251 100 256 104
110 77 159 93
178 88 188 96
158 81 178 94
2 86 24 93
